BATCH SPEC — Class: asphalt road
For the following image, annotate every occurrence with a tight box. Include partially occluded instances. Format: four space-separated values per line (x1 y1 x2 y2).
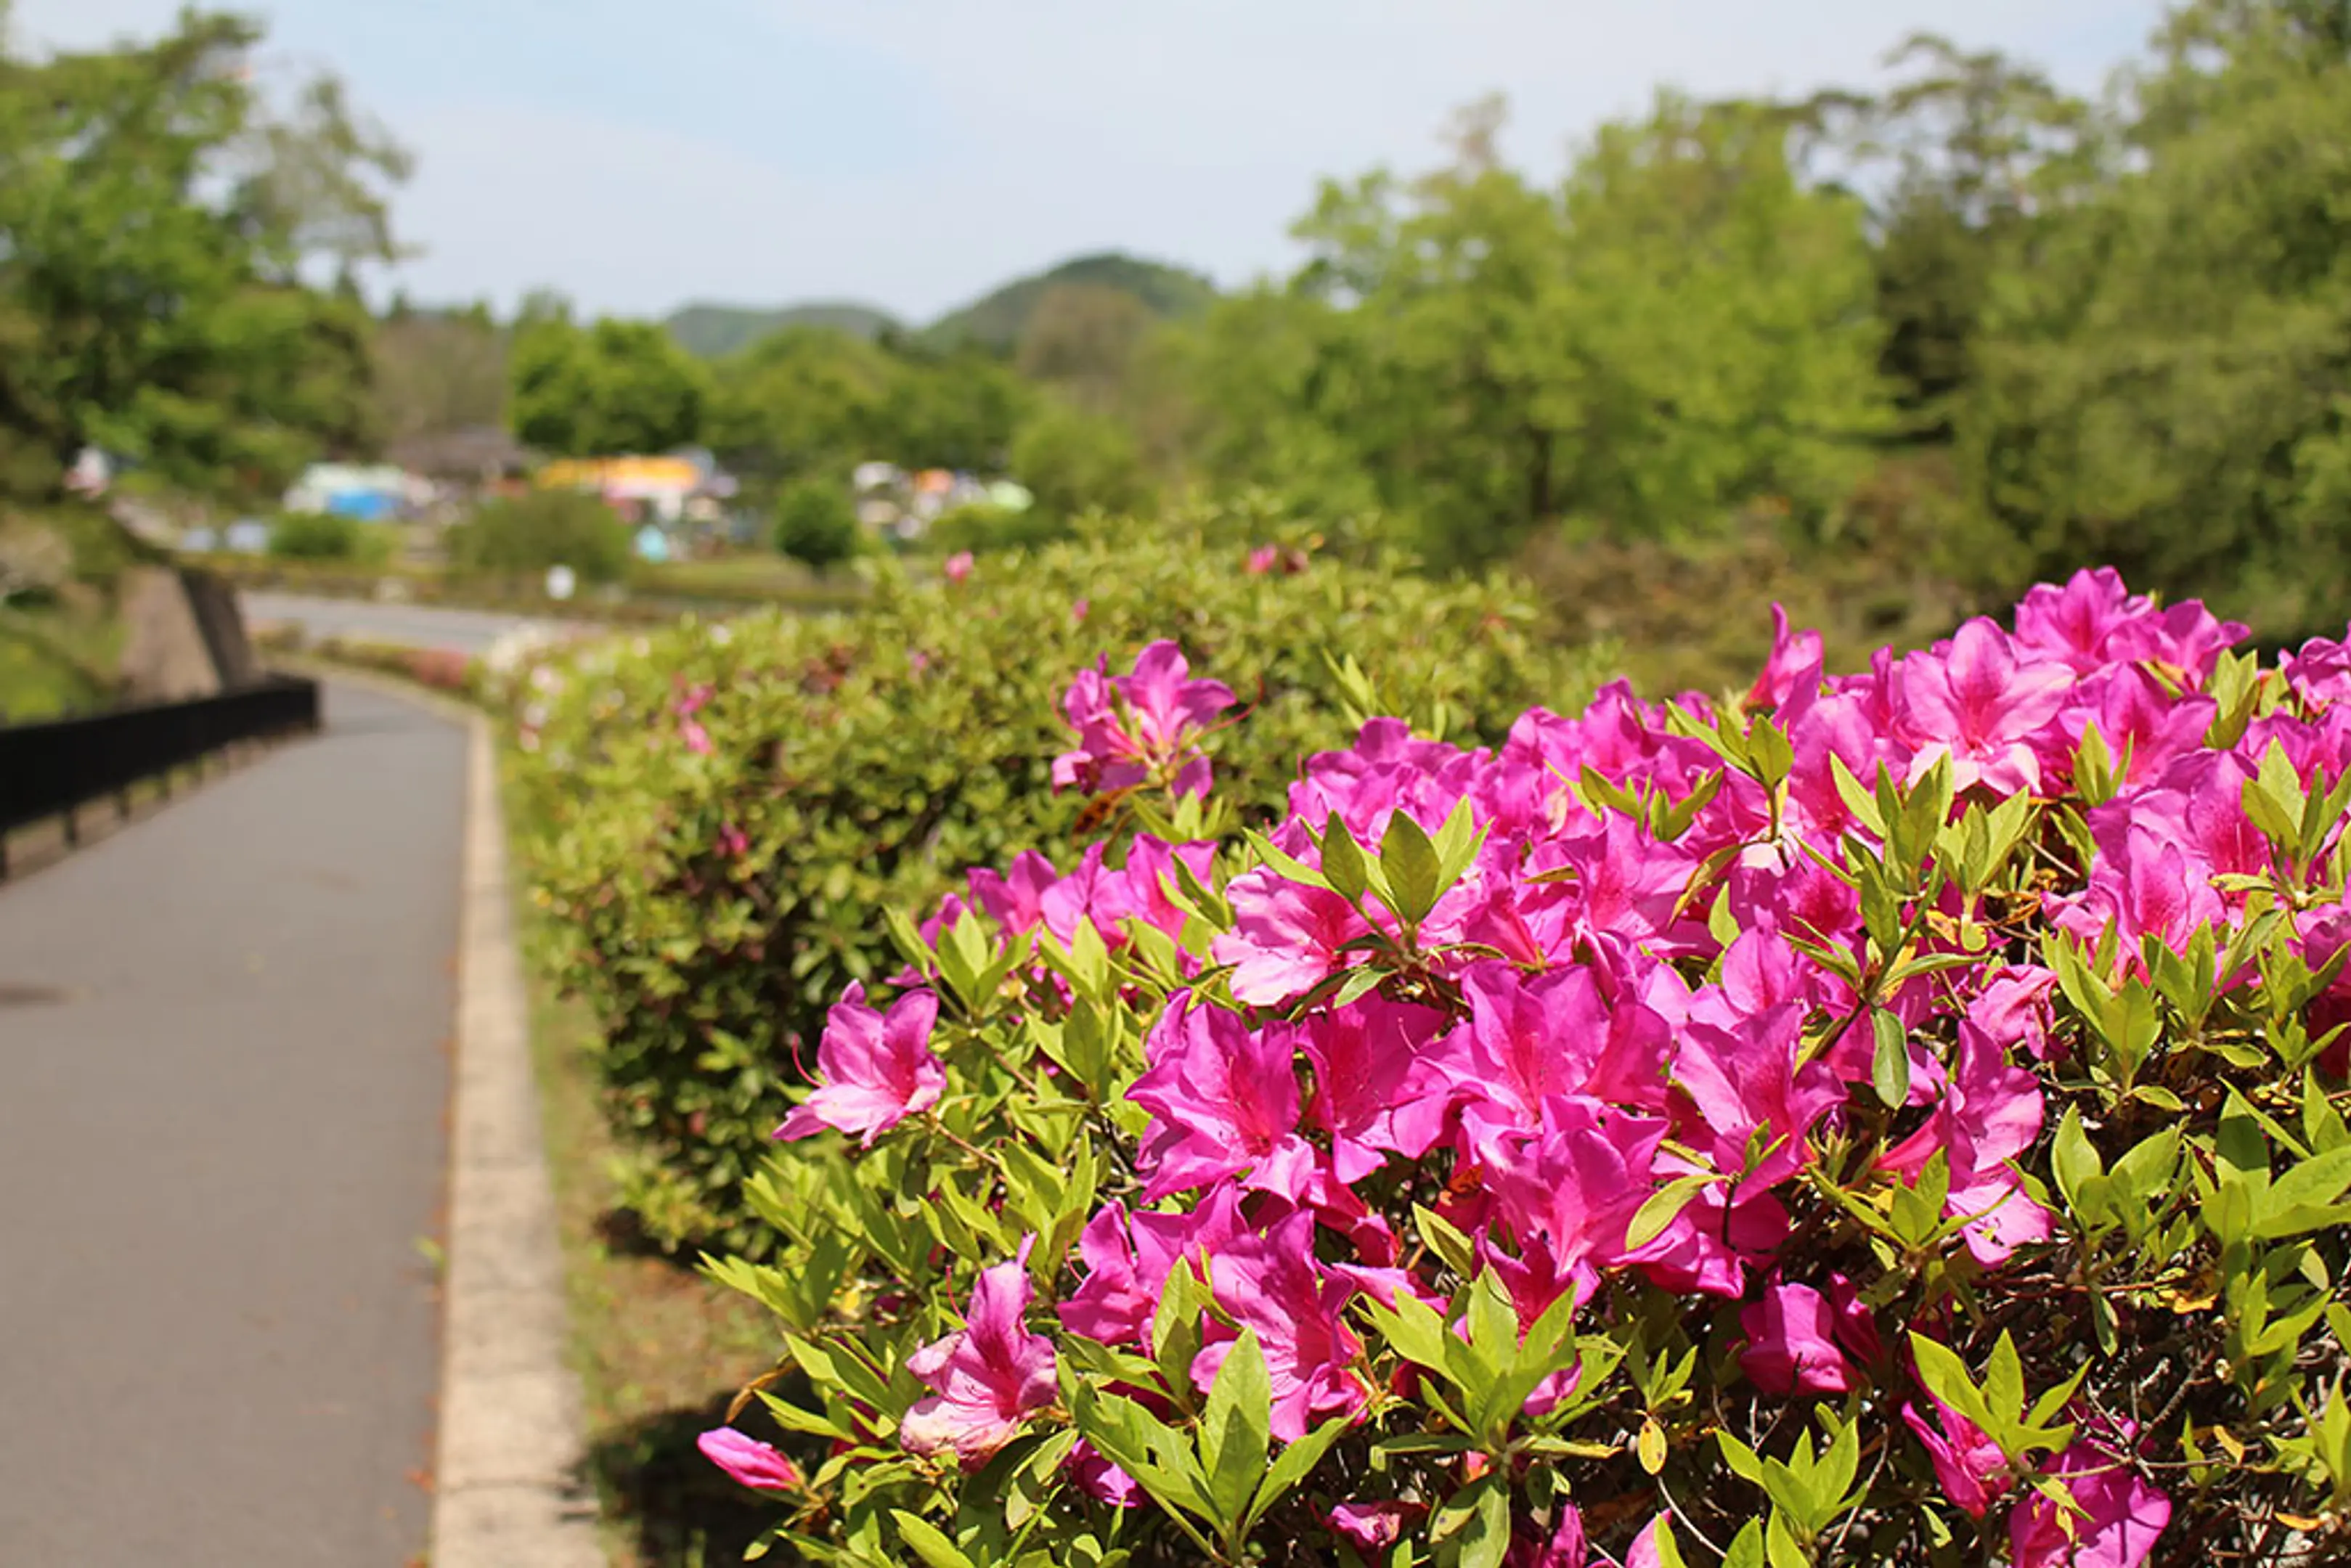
240 590 589 656
0 682 466 1567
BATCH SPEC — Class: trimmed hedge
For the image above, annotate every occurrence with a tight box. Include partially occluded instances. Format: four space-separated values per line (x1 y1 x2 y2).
497 526 1613 1251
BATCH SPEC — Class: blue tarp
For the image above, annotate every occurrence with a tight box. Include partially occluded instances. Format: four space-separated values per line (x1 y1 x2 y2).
323 490 399 520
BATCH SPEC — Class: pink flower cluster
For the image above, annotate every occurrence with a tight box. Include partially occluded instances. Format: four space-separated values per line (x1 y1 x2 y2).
1052 640 1236 800
748 569 2351 1558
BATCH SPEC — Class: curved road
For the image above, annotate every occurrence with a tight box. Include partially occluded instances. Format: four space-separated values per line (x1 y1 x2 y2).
240 591 593 656
0 682 465 1566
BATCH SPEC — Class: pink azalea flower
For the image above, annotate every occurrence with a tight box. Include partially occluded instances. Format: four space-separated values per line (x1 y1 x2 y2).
968 850 1059 935
2010 568 2154 675
2009 1434 2172 1568
1671 1003 1841 1191
1626 1516 1682 1568
1897 618 2074 795
1128 997 1316 1201
696 1427 801 1491
716 820 749 858
673 683 716 756
2287 635 2351 709
1197 1210 1369 1441
773 984 945 1147
1069 1440 1141 1507
942 550 974 583
1504 1504 1587 1567
1058 1189 1243 1346
1747 603 1825 717
1051 641 1234 799
1740 1281 1859 1396
1902 1389 2010 1518
1246 544 1281 575
1881 1024 2050 1263
1300 998 1454 1181
1328 1500 1422 1548
1479 1095 1670 1301
900 1241 1058 1467
1212 865 1369 1005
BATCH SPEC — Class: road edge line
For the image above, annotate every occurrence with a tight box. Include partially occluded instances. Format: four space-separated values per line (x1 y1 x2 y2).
429 713 606 1568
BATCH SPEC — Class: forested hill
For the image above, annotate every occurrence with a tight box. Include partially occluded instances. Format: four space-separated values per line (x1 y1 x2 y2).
662 301 902 358
664 253 1216 361
915 253 1218 354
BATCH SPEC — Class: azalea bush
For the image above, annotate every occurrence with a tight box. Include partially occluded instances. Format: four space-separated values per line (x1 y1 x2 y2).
498 525 1607 1252
690 570 2351 1568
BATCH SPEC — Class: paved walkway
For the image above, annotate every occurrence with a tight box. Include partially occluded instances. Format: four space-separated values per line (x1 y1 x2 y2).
240 591 592 656
0 682 467 1567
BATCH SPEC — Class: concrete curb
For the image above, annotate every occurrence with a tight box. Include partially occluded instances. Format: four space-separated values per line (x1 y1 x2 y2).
429 713 606 1568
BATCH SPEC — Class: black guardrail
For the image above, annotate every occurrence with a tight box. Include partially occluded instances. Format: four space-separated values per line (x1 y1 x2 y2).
0 675 322 855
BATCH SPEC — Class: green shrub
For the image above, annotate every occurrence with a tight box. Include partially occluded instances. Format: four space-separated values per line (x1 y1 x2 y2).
771 478 860 573
499 523 1611 1253
448 489 633 584
267 510 394 565
926 501 1069 557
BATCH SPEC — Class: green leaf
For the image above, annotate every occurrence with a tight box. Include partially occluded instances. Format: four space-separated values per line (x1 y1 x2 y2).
2051 1107 2105 1214
1908 1334 2001 1453
1628 1173 1712 1251
1437 1474 1511 1568
1199 1330 1274 1532
1380 809 1444 926
1870 1008 1910 1110
1320 813 1371 904
891 1511 976 1568
1432 795 1488 885
1249 1415 1350 1533
1414 1204 1478 1278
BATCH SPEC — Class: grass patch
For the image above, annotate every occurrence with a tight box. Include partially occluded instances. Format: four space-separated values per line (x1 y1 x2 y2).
0 602 123 722
508 763 794 1568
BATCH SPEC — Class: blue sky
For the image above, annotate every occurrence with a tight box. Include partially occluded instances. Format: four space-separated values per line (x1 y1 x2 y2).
17 1 2167 324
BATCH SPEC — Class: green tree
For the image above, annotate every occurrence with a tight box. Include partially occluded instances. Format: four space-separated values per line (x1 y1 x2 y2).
1805 35 2095 440
371 302 509 444
447 489 634 584
771 477 860 572
706 326 897 490
1010 399 1149 523
1955 0 2351 630
506 314 709 457
1169 94 1892 565
0 7 408 502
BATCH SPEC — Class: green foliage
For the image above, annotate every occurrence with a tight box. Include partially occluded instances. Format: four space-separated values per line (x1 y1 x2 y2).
266 510 392 565
1009 401 1150 525
772 479 862 573
498 526 1609 1253
508 313 711 457
926 503 1068 558
706 327 1033 494
1166 94 1893 567
446 489 633 584
1952 0 2351 637
0 9 407 504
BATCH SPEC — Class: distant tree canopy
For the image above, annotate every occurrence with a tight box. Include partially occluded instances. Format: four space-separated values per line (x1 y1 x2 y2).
1164 94 1892 568
704 327 1032 492
1952 0 2351 633
372 303 508 445
506 313 710 457
0 5 408 504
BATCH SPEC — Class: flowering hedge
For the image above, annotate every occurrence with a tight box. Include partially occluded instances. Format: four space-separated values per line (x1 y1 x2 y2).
692 570 2351 1567
497 530 1607 1253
